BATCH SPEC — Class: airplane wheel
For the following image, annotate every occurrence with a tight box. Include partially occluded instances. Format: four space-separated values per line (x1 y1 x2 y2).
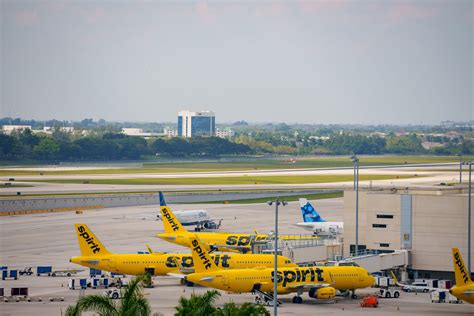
351 294 358 299
292 296 303 304
186 281 194 287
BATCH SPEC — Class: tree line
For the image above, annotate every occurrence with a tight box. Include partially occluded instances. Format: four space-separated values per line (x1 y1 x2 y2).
0 129 251 161
237 132 474 156
1 129 473 162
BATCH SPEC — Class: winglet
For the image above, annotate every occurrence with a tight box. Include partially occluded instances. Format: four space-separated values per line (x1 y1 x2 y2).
74 224 111 256
189 234 219 273
452 248 472 286
159 192 166 206
390 271 400 285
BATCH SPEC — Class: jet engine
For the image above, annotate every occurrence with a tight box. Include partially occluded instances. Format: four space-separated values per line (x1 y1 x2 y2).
309 287 336 299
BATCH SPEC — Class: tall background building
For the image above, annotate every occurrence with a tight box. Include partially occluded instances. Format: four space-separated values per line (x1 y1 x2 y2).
177 110 215 137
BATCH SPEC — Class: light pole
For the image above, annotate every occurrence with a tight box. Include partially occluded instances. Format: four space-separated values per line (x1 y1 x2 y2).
351 155 360 256
458 154 463 184
267 198 287 316
462 161 472 276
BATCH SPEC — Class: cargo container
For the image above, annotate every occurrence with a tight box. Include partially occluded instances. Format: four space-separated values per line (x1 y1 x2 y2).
90 268 102 277
11 288 28 296
79 279 88 289
36 266 52 276
430 291 447 303
438 280 452 289
2 269 18 280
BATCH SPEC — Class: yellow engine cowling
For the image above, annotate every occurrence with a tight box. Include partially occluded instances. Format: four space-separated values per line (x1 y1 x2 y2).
309 287 336 300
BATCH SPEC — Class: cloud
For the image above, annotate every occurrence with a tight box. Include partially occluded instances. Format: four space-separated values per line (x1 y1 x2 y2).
297 0 348 14
388 2 438 22
195 1 215 23
15 10 39 28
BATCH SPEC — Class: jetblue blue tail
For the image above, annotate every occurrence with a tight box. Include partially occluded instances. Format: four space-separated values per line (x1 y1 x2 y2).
159 192 166 206
299 198 326 222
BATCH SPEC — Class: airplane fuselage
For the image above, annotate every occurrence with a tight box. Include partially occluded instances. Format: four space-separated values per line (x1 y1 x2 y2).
157 231 317 253
295 222 343 235
186 266 374 294
70 252 296 276
157 231 273 252
450 284 474 304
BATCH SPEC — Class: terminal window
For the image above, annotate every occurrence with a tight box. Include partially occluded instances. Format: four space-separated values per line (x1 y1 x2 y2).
376 214 394 219
372 224 387 228
380 243 390 247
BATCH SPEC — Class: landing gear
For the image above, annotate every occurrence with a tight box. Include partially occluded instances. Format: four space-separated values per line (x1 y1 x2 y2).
351 291 358 299
292 296 303 304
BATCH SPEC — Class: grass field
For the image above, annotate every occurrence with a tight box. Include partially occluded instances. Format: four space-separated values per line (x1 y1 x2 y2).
0 188 340 198
205 191 344 204
27 174 416 185
0 155 470 176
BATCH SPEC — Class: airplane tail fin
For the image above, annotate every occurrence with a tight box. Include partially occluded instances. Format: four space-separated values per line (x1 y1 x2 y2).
189 234 219 273
299 198 326 223
452 248 472 286
158 192 187 234
74 224 111 256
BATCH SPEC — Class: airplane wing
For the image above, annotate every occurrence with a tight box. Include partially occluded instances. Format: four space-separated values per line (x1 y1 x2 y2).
171 256 195 274
167 273 186 279
209 244 251 253
294 223 316 229
287 283 332 290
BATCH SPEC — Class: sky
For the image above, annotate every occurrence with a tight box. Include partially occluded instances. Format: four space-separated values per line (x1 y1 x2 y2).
1 0 473 124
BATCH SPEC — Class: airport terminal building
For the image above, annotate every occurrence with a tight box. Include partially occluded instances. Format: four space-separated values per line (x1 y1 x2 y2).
343 188 473 280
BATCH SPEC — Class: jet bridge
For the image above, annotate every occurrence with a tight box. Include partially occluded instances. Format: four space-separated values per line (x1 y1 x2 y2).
336 250 410 273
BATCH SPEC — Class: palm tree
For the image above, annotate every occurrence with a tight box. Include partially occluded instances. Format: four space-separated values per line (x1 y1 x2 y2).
64 275 161 316
174 290 221 316
64 303 81 316
217 302 270 316
174 290 270 316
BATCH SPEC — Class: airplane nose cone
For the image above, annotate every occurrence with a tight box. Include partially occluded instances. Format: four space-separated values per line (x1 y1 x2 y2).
368 275 376 287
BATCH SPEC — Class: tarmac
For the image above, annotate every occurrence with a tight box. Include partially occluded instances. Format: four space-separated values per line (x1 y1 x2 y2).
1 199 473 315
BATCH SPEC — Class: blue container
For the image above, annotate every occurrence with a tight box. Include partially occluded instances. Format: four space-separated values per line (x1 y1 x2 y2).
79 278 87 289
9 270 17 278
103 278 109 288
2 270 7 280
439 291 446 300
90 268 102 276
37 266 52 274
0 266 8 270
92 278 99 288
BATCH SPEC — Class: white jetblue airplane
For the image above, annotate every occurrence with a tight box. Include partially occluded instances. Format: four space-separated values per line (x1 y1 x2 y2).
295 198 343 236
157 209 221 231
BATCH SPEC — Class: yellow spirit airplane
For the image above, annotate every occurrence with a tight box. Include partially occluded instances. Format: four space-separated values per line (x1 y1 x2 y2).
449 248 474 304
70 224 297 277
156 192 317 253
182 235 375 304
